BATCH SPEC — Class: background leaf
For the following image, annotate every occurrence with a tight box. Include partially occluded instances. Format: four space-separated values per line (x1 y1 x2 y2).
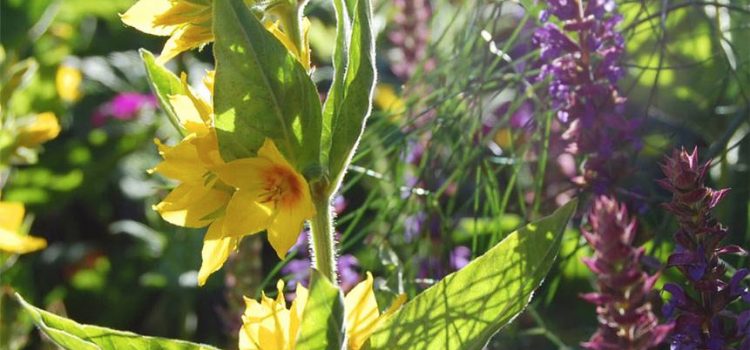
295 269 346 350
321 0 376 193
369 199 577 350
213 0 322 173
15 293 220 350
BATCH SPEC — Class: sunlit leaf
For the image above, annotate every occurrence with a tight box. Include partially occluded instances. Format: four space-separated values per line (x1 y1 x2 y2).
140 49 187 135
296 269 346 350
369 200 577 350
16 293 220 350
321 0 376 193
213 0 322 173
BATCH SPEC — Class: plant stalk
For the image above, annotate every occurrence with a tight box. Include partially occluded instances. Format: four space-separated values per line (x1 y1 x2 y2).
309 195 338 284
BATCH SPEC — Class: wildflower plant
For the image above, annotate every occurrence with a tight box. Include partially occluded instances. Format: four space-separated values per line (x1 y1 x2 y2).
659 148 749 349
580 196 672 350
12 0 577 349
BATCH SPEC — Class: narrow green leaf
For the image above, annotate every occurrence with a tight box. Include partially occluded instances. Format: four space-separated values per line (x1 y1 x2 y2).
15 293 220 350
296 269 346 350
0 58 37 108
321 0 376 193
369 200 578 350
213 0 322 173
140 49 187 135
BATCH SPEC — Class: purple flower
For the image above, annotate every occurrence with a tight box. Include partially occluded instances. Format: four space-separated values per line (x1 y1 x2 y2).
660 147 749 348
580 196 672 350
533 0 638 194
388 0 434 80
449 246 471 271
91 92 157 126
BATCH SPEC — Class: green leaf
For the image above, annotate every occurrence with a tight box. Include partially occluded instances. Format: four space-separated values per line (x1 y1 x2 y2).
15 293 220 350
369 199 578 350
140 49 187 135
321 0 376 193
213 0 322 173
295 269 346 350
0 58 38 108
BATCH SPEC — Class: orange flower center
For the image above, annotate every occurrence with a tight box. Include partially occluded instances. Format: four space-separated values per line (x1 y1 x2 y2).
259 165 302 209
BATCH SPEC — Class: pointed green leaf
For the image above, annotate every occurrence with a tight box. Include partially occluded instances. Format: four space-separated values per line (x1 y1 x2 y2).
295 269 346 350
369 199 578 350
15 293 220 350
213 0 322 173
140 49 187 135
321 0 376 193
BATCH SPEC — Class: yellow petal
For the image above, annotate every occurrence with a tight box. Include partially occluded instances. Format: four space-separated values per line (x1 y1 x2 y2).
17 112 61 148
152 136 206 183
212 158 272 189
257 138 295 170
289 283 308 342
198 218 238 286
0 201 25 232
175 72 212 128
157 23 213 64
203 70 215 94
345 272 380 350
154 183 229 228
168 94 206 134
56 65 82 102
222 189 275 237
120 0 177 36
266 199 312 259
0 228 47 254
190 131 224 167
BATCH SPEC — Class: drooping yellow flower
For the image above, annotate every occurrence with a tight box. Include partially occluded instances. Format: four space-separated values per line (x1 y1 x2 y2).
212 139 315 259
0 201 47 254
16 112 61 148
121 0 213 63
238 273 405 350
55 64 83 102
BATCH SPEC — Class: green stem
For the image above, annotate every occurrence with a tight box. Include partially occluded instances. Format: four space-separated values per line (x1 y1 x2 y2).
309 195 337 284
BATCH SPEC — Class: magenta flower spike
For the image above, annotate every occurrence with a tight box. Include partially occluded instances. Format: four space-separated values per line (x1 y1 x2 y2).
580 196 673 350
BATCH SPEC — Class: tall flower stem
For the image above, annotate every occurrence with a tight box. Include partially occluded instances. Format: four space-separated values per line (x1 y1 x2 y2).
309 194 338 284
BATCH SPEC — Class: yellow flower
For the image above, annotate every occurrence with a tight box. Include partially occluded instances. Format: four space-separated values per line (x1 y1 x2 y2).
0 201 47 254
239 280 307 350
56 64 83 102
121 0 213 63
122 0 311 67
239 273 405 350
212 139 315 259
16 112 61 148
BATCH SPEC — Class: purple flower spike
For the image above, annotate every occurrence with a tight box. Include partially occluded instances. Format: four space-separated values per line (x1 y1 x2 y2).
534 0 637 193
660 147 749 348
580 196 672 350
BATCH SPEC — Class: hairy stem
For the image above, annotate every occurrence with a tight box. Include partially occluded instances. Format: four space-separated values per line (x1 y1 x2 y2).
309 195 338 284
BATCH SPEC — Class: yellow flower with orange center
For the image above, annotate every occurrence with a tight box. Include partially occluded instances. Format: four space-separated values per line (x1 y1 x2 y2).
207 138 315 265
151 70 313 285
0 201 47 254
239 273 405 350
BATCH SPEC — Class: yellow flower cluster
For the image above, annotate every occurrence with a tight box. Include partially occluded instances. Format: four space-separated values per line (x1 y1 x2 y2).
122 0 311 69
239 274 405 350
150 72 314 286
0 201 47 254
